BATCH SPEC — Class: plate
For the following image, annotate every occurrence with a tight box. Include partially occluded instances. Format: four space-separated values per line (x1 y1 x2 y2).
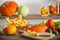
20 31 55 40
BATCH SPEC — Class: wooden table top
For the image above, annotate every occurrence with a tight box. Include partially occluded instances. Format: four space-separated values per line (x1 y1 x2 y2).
0 14 60 40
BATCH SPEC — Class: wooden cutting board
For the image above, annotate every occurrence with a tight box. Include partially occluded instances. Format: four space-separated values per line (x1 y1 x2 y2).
20 31 55 40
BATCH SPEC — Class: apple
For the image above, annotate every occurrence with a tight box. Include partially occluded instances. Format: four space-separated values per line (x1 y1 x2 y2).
18 5 29 17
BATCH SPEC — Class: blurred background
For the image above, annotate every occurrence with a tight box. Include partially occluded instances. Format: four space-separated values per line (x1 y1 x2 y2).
0 0 59 15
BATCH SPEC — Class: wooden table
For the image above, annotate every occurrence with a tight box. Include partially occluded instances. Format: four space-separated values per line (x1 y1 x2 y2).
0 33 32 40
0 14 60 40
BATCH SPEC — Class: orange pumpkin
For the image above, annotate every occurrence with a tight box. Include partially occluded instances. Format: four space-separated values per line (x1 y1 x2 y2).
3 24 17 35
0 1 18 16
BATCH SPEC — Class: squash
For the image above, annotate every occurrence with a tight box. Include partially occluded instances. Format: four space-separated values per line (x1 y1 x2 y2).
0 1 18 16
3 24 17 35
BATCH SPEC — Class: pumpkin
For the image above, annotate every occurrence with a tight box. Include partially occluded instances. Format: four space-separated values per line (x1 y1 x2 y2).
3 24 17 35
0 1 18 16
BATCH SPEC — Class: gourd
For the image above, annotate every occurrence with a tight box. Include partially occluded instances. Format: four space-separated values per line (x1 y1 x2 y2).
0 1 18 16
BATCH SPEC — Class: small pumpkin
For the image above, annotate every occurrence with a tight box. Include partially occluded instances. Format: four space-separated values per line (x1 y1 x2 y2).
3 24 17 35
0 1 18 16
